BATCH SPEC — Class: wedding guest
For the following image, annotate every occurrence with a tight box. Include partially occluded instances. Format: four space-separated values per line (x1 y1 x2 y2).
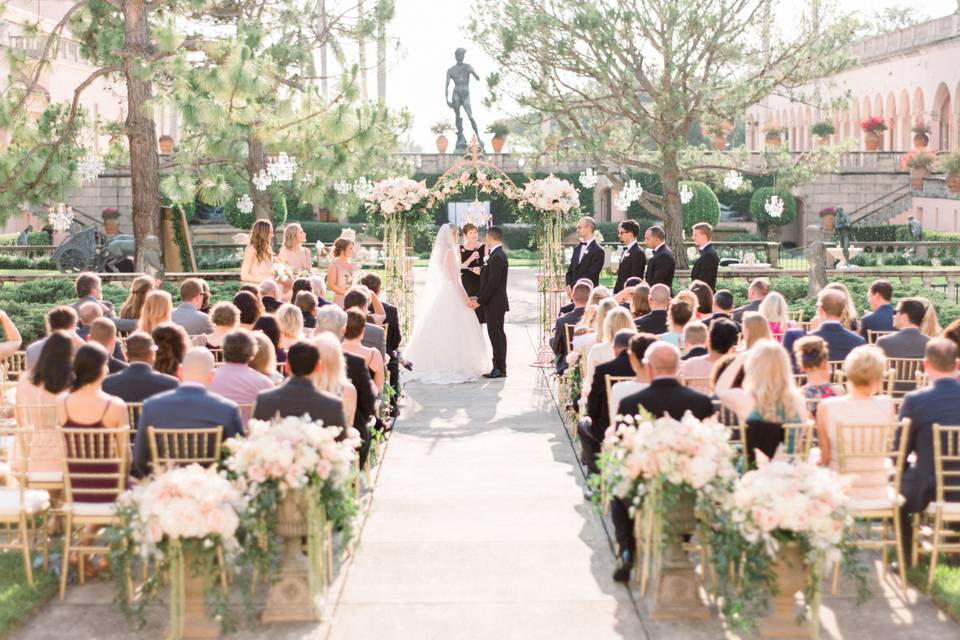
308 275 330 307
823 282 860 332
460 223 486 322
898 339 960 564
16 331 74 473
295 291 319 333
138 290 173 335
635 283 670 334
314 332 358 431
580 329 637 475
689 222 719 290
688 280 714 319
615 277 643 306
566 216 604 288
817 345 894 470
343 287 386 358
102 332 179 403
573 297 617 359
277 223 312 298
359 273 402 409
259 280 282 314
171 278 214 336
584 307 635 397
25 306 82 371
918 296 941 337
551 280 590 373
711 353 742 390
152 323 189 377
630 283 651 318
250 332 283 384
732 278 769 324
560 278 595 316
659 298 692 348
674 290 699 321
253 341 347 429
119 275 155 322
342 309 385 394
76 302 103 340
703 289 739 330
0 309 22 361
233 291 263 330
327 237 358 307
793 336 845 415
608 333 660 423
276 303 305 351
253 314 285 363
199 280 211 315
209 329 273 423
715 340 809 464
758 291 792 340
613 220 645 294
240 219 275 285
238 284 260 296
680 321 708 361
132 348 242 477
87 318 127 374
942 319 960 357
643 225 676 291
877 297 930 359
72 271 135 333
741 312 773 351
203 302 240 349
680 317 738 379
784 289 864 363
860 280 895 339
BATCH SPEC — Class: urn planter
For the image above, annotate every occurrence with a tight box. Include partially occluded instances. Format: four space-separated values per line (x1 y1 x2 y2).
168 547 221 639
647 492 709 620
757 542 813 639
910 167 931 190
491 136 505 153
711 135 726 151
914 132 929 149
764 132 782 147
436 135 449 154
946 171 960 194
262 490 323 623
864 131 881 151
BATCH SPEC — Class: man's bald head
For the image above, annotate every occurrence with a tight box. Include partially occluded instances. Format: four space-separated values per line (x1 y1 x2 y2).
259 279 280 299
78 301 103 325
644 341 681 378
181 347 215 383
649 284 671 310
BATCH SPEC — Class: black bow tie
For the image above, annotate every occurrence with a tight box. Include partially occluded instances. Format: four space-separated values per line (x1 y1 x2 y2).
579 241 588 246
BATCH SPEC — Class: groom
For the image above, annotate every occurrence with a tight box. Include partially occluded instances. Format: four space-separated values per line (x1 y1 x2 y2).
478 226 509 378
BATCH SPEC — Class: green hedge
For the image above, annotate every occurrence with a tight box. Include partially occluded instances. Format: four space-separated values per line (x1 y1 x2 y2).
26 232 49 246
681 181 721 232
849 225 908 242
299 222 370 244
750 187 796 227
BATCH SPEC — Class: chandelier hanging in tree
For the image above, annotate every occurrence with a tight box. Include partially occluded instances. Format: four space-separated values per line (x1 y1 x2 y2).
723 170 744 191
77 152 105 184
765 195 785 219
236 194 254 215
578 167 599 189
48 203 75 232
679 183 694 205
615 179 643 211
266 152 297 183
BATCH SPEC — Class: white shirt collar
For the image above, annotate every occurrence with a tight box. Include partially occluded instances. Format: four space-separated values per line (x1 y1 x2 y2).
653 242 665 252
623 240 637 251
488 244 502 254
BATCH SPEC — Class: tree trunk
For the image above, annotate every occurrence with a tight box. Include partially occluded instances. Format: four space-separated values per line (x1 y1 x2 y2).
247 136 272 221
318 0 328 99
659 154 688 269
357 0 367 101
122 0 161 271
376 16 386 101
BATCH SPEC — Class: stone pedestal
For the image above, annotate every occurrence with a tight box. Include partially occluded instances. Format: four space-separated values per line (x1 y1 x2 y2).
758 542 812 639
262 492 320 623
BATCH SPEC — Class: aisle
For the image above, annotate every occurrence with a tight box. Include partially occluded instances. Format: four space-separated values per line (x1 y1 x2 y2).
326 268 650 639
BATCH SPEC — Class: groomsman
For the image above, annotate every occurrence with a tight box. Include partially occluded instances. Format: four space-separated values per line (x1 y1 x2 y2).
613 220 646 294
690 222 719 291
643 225 676 291
565 216 604 290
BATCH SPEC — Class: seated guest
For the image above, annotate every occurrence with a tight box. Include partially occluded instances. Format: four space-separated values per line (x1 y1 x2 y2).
199 280 211 314
899 338 960 564
253 341 347 428
614 276 643 306
72 271 136 333
359 273 400 350
573 297 617 360
132 348 242 477
711 352 742 390
551 281 591 373
608 333 660 419
295 291 319 333
659 298 692 348
877 297 930 359
87 318 127 374
138 290 173 334
824 282 860 333
26 306 83 371
634 283 670 334
612 341 714 582
253 314 286 363
16 331 75 473
630 283 651 319
758 291 792 340
794 336 844 415
342 309 385 394
680 321 708 361
76 301 103 340
204 302 240 348
703 289 739 330
732 278 769 323
580 329 637 474
119 275 155 323
308 275 331 307
715 340 809 463
942 319 960 357
919 296 941 337
741 311 772 351
209 329 273 421
250 332 283 384
314 332 358 430
343 287 386 359
559 278 595 316
784 289 865 363
860 279 895 338
233 291 264 330
688 280 714 320
817 345 894 472
103 332 179 403
259 280 283 313
291 277 313 303
584 307 635 400
152 322 189 377
0 309 21 362
57 341 129 442
276 303 305 351
171 278 214 336
238 284 259 296
680 318 738 379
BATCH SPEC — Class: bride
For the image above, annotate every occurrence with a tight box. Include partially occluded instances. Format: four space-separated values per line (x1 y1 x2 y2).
404 223 488 383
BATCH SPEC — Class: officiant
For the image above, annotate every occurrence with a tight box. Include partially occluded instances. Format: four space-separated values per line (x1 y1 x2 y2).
460 223 486 323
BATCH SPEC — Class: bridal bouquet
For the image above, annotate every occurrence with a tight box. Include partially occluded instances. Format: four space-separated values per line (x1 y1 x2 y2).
366 177 429 218
520 175 580 218
273 261 295 284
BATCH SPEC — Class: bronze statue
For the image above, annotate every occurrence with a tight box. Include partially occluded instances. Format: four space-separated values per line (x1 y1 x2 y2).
907 215 923 255
834 206 852 262
445 48 483 153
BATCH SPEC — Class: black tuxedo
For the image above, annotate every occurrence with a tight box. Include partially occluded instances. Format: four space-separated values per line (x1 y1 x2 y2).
578 352 636 472
634 309 668 335
558 302 575 316
613 243 647 294
644 244 676 291
565 239 604 287
550 306 585 373
479 246 510 373
681 346 708 361
345 351 375 468
690 243 719 291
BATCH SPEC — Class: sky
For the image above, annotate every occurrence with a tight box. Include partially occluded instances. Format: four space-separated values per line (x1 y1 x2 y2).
376 0 960 152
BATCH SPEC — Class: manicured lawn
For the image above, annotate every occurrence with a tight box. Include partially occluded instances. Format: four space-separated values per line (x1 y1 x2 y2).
909 559 960 623
0 551 57 637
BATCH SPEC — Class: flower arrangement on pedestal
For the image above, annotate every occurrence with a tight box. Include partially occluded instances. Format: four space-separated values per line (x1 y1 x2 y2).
365 176 430 221
859 116 888 151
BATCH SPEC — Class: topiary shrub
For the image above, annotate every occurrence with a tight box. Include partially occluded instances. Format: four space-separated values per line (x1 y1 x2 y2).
749 187 796 228
26 232 50 246
681 181 720 232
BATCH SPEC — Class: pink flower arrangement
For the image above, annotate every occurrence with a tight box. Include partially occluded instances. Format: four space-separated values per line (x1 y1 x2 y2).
521 175 580 216
859 116 888 134
366 177 429 216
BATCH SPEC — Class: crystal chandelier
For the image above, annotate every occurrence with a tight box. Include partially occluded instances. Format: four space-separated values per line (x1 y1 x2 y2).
253 170 272 192
723 170 744 191
353 177 373 199
237 194 254 215
464 198 490 227
266 152 297 183
578 167 599 189
77 152 105 183
765 195 785 219
48 203 75 232
679 183 694 205
333 179 353 195
615 179 644 211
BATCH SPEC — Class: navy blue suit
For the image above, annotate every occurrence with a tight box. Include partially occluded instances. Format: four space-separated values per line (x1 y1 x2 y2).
859 304 895 338
899 378 960 513
132 384 244 477
784 322 864 367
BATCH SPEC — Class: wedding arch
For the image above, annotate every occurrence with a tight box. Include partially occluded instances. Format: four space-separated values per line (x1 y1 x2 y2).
364 142 581 362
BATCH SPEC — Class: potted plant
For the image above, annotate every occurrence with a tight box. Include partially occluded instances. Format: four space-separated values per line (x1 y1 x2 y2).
818 206 837 231
763 124 785 147
487 120 510 153
939 151 960 193
703 117 731 150
904 149 936 189
811 121 836 145
101 207 121 236
912 123 931 149
859 115 888 151
158 134 175 154
430 121 452 154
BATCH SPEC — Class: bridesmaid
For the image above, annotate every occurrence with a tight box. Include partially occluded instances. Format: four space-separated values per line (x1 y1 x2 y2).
240 219 275 285
327 237 358 307
278 223 312 300
460 223 486 323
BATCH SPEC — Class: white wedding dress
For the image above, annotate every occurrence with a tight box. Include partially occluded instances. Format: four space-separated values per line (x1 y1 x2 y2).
404 224 488 384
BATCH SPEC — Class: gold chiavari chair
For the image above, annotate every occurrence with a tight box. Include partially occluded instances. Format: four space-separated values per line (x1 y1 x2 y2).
920 424 960 589
147 426 224 470
831 420 910 593
237 403 255 428
14 404 65 495
209 347 224 364
867 330 896 344
886 358 925 398
0 427 50 585
797 321 813 333
916 371 930 390
779 421 814 461
564 322 577 354
57 426 130 599
2 351 27 383
679 375 712 395
605 375 636 427
126 403 143 442
787 309 805 323
712 399 746 461
793 373 807 388
828 361 845 380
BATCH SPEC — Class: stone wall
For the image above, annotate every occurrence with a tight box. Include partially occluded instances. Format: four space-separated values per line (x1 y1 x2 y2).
793 171 910 241
65 172 135 234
